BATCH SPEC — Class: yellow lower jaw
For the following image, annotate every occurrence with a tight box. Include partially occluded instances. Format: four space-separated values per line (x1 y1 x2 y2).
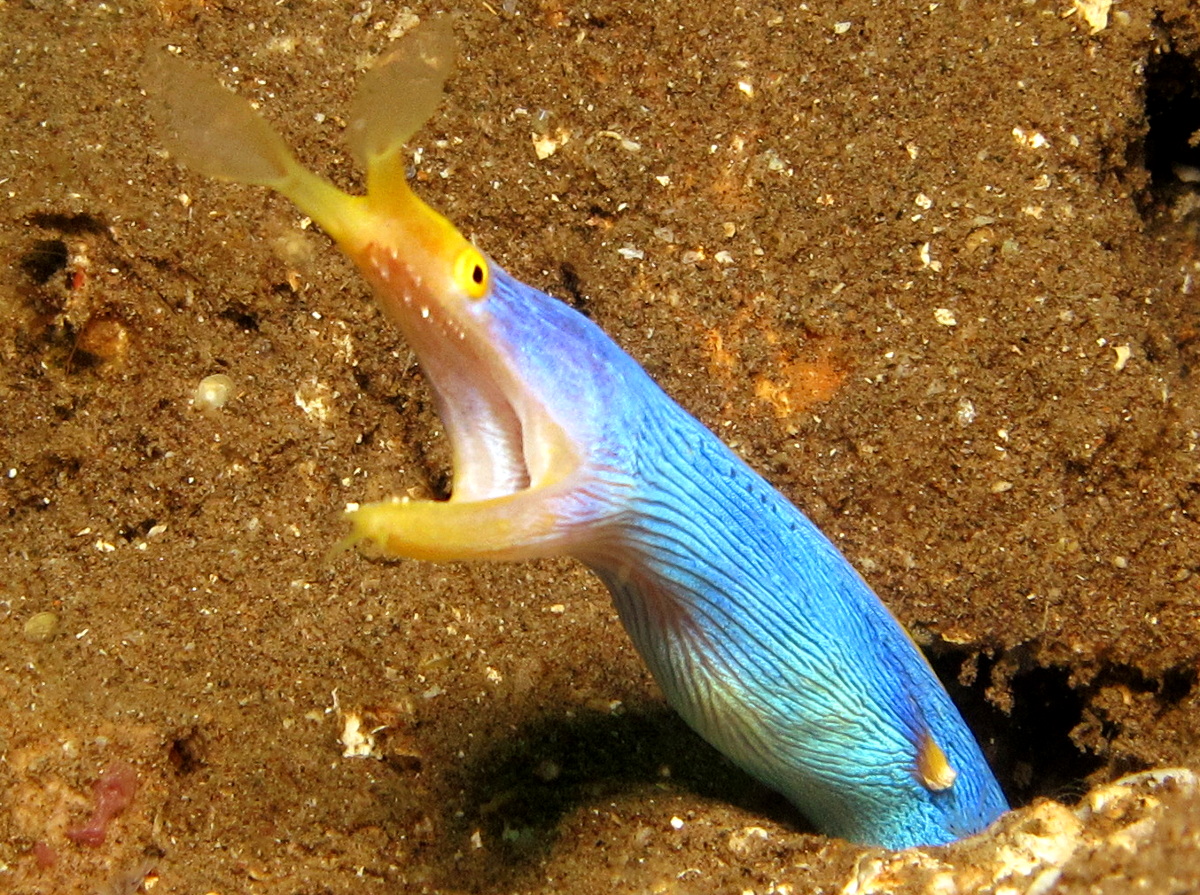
342 482 588 563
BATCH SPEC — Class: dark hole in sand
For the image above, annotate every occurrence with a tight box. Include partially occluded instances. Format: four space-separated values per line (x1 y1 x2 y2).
19 238 69 285
926 646 1106 809
217 304 261 332
1139 46 1200 217
25 211 109 236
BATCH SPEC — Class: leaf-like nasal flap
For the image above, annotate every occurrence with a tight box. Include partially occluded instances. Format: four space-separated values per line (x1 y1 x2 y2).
145 50 297 188
346 15 456 170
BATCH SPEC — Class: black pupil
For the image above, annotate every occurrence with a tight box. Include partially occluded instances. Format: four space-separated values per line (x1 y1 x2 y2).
472 264 484 285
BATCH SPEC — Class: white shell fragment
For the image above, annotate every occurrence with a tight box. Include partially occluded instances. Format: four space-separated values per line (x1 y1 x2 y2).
532 130 570 160
294 379 335 423
1112 344 1131 371
1012 127 1049 150
339 712 379 758
1074 0 1112 33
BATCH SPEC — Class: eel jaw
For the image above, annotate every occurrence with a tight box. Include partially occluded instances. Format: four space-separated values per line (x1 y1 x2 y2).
342 245 591 564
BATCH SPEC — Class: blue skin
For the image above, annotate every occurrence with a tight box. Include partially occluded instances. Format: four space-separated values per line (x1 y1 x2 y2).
441 264 1010 848
153 24 1009 846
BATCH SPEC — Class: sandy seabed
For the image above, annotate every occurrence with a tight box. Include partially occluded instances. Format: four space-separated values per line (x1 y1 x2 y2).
3 1 1200 892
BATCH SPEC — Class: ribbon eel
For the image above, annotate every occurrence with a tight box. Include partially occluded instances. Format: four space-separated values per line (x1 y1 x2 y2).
150 18 1008 849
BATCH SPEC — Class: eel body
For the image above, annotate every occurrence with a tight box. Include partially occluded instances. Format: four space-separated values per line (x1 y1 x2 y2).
149 19 1008 848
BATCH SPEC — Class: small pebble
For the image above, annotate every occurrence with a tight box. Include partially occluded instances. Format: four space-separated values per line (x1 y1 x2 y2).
76 317 130 364
23 611 59 643
193 374 234 411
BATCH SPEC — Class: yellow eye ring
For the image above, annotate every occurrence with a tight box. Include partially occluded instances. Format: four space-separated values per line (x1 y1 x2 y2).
453 247 489 300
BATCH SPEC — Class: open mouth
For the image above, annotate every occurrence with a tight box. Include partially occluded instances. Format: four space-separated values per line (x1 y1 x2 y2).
360 244 566 506
427 347 535 504
337 247 608 564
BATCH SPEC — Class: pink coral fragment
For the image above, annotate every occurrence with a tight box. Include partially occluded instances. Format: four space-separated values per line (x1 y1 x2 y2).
33 840 57 869
66 763 138 847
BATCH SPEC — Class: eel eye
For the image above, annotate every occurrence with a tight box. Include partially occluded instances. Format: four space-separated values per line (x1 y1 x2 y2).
454 247 489 300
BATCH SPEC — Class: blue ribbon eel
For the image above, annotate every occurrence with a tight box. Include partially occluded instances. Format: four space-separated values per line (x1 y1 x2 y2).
149 18 1008 849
